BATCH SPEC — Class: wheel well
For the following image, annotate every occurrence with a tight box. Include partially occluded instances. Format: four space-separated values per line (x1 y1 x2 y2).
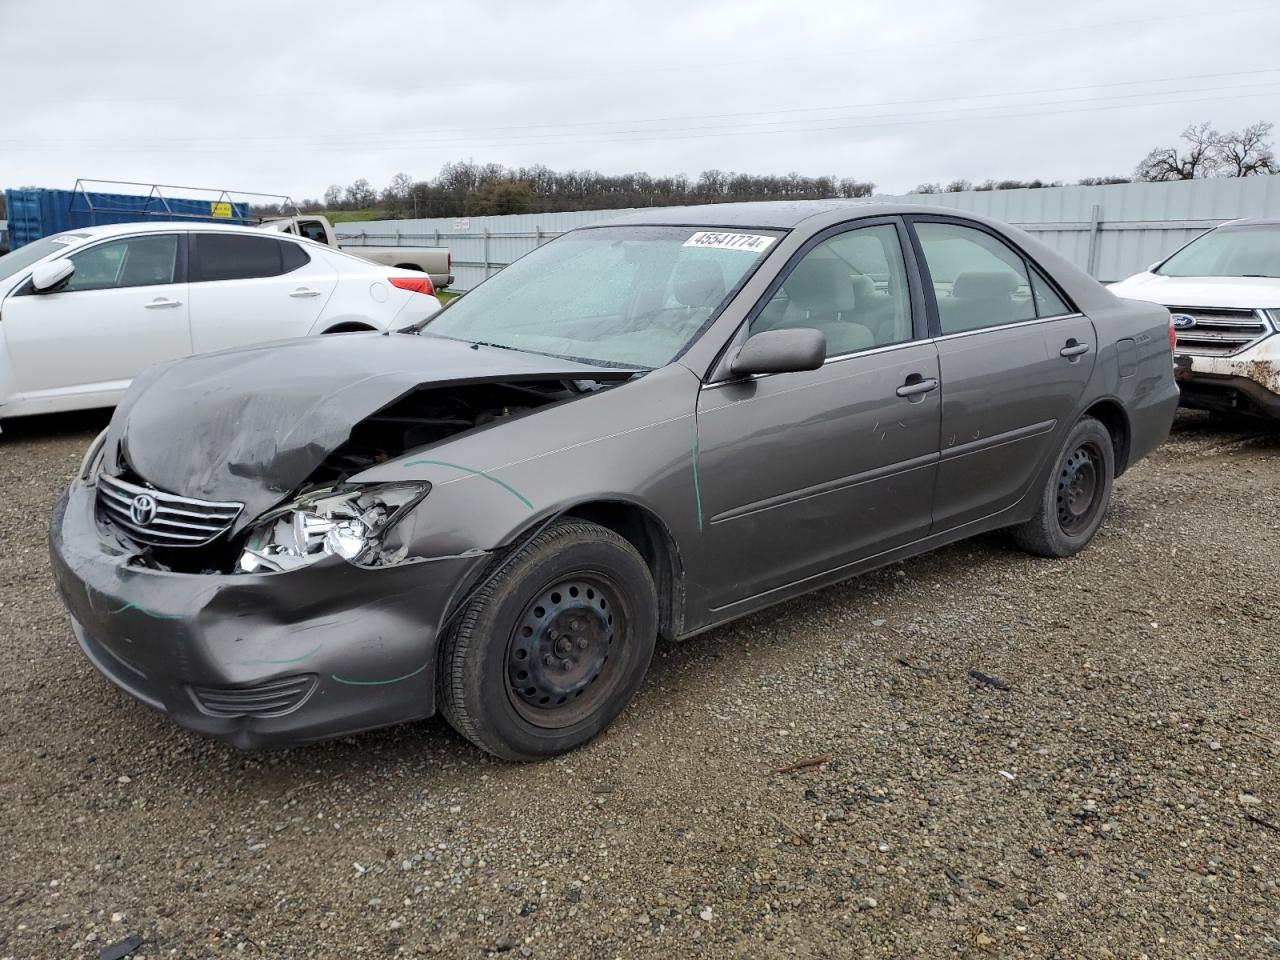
1083 399 1131 475
562 501 683 641
321 322 377 334
394 263 425 272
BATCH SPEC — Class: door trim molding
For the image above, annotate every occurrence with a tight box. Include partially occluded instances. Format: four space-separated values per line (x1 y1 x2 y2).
940 419 1057 461
708 450 940 525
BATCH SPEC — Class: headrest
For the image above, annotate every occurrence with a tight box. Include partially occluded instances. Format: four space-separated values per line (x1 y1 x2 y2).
952 270 1017 300
785 255 857 314
849 274 875 302
673 257 725 309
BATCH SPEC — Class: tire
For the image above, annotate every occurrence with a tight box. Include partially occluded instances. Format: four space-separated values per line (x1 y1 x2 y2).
1012 416 1115 558
439 519 657 761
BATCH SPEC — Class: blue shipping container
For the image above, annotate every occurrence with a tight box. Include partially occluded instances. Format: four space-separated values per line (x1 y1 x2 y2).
4 188 254 248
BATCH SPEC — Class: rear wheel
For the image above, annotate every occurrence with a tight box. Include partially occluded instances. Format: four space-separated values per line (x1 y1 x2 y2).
1012 416 1114 558
439 520 657 760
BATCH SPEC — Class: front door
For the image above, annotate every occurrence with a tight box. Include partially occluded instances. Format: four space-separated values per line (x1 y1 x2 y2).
1 232 191 406
695 220 941 611
909 218 1098 531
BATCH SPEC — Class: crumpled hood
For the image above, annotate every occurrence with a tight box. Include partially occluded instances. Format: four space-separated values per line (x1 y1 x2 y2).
105 332 627 528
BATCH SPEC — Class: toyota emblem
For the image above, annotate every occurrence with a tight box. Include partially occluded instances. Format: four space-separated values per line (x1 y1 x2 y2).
130 493 158 526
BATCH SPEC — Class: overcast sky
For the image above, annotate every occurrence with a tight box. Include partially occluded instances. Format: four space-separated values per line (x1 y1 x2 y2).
4 0 1278 203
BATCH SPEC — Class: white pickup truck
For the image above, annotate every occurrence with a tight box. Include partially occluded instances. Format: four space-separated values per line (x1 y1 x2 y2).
259 215 453 289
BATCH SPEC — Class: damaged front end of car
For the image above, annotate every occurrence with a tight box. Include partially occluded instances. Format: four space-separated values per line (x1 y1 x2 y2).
51 333 638 748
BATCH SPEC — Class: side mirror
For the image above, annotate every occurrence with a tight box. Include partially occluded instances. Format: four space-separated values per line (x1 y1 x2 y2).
31 259 75 292
730 328 826 377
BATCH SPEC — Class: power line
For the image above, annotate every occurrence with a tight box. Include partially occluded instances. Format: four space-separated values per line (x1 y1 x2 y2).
6 82 1278 153
11 68 1280 147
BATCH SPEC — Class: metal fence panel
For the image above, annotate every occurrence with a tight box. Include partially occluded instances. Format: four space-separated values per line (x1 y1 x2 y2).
334 175 1280 288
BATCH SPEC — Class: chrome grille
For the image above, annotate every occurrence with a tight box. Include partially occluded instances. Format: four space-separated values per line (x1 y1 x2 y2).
190 675 317 717
97 473 243 548
1170 306 1275 357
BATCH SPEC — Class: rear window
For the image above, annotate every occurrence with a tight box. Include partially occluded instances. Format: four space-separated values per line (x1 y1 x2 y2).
196 234 306 281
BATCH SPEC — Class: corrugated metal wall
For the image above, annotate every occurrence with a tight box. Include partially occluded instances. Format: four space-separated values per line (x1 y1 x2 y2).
335 174 1280 290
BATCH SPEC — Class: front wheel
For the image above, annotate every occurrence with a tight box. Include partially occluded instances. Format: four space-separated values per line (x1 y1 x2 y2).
439 519 657 760
1012 416 1115 558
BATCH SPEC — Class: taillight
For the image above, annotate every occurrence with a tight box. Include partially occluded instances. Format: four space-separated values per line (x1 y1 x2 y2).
1168 316 1177 351
447 252 452 271
390 276 435 296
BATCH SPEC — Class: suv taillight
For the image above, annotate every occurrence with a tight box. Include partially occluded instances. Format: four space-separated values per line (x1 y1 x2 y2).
389 276 435 296
1168 315 1177 352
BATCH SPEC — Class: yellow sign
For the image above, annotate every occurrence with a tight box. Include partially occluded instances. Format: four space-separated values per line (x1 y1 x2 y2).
210 201 233 219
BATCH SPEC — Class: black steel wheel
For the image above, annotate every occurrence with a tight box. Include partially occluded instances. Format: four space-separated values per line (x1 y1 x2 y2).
439 519 657 761
506 575 623 727
1055 441 1105 536
1013 416 1115 558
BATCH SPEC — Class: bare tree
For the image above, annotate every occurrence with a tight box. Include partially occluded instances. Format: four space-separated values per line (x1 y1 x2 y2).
343 178 377 209
910 182 941 194
1215 121 1277 176
322 184 343 209
1135 122 1221 180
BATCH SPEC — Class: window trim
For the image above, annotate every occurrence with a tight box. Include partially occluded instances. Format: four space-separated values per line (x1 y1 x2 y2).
706 215 928 383
904 214 1079 338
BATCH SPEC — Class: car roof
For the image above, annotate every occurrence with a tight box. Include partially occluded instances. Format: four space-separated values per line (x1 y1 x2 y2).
49 220 283 241
599 199 982 229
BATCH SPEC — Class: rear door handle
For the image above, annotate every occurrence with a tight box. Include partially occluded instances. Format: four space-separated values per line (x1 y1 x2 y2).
896 377 939 398
144 298 182 309
1060 341 1091 359
289 287 321 299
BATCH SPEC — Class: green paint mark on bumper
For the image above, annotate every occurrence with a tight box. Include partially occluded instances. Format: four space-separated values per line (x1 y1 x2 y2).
331 660 430 686
111 601 185 621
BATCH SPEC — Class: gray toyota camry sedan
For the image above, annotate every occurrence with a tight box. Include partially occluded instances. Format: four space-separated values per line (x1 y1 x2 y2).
50 201 1179 760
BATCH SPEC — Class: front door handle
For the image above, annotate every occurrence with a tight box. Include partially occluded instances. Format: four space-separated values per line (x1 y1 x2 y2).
289 287 321 299
896 376 939 399
144 298 182 309
1060 340 1091 359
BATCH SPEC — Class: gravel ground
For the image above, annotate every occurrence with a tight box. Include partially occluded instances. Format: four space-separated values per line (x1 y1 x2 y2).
1 409 1278 960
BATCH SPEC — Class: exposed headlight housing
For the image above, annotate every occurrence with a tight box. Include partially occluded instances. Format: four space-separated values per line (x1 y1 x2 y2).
237 482 429 573
74 428 110 487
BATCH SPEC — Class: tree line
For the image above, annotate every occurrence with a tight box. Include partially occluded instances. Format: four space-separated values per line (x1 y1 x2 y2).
910 121 1276 194
248 118 1276 219
260 163 876 219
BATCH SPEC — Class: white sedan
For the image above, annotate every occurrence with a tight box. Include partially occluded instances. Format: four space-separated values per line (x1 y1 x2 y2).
0 221 441 419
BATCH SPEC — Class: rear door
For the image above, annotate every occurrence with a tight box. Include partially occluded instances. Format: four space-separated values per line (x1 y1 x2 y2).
907 217 1097 531
695 218 941 611
1 232 191 404
187 233 338 352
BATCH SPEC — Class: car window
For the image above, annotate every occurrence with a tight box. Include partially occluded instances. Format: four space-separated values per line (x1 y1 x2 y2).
751 223 913 358
281 240 311 272
915 222 1036 334
298 220 328 243
64 234 179 292
1156 224 1280 278
1030 268 1071 317
423 225 780 369
197 234 291 282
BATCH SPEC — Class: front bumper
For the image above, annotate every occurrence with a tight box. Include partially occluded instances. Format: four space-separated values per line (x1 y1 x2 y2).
49 484 487 749
1174 338 1280 419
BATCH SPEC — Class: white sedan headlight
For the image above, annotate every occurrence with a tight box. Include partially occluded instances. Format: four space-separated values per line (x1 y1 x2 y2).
238 482 429 573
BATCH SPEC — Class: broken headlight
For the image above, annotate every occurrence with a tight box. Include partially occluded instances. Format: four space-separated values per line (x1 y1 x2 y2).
237 482 429 574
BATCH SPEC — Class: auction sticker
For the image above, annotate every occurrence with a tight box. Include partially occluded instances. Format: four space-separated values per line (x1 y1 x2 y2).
683 231 775 253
